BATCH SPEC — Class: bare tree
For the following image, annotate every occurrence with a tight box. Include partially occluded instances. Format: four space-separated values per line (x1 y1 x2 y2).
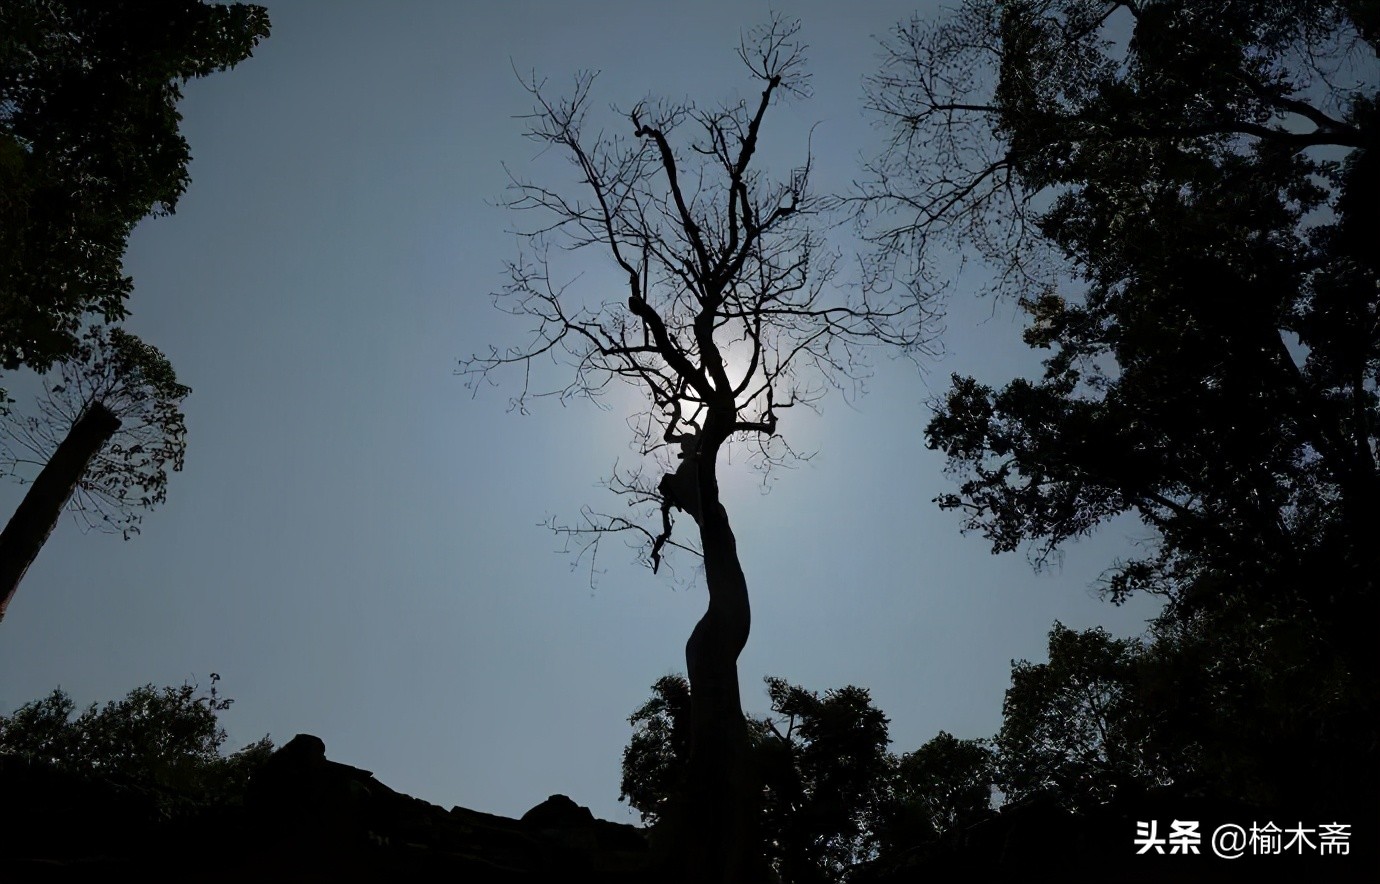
461 17 933 881
0 326 189 621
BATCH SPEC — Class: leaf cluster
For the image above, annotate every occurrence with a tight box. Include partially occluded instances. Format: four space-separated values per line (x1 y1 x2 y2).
752 677 894 883
0 0 269 374
620 610 1369 876
995 622 1162 809
1000 612 1369 815
853 3 1379 829
881 730 995 850
0 674 273 810
621 674 990 883
865 1 1379 648
1 324 191 538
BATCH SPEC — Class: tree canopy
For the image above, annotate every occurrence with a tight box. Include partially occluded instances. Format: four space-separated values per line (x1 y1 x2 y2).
0 0 269 376
0 0 262 623
867 0 1375 595
0 675 272 804
1 325 190 538
622 674 900 884
881 730 994 850
858 0 1377 824
995 623 1159 809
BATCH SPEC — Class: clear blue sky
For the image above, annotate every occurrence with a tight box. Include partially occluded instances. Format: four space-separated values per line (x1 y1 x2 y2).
0 0 1160 822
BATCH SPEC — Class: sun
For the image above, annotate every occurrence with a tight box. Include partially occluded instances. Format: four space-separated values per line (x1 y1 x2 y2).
720 337 758 400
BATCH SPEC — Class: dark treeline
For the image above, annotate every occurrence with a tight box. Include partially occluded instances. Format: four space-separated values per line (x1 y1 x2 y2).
866 0 1377 824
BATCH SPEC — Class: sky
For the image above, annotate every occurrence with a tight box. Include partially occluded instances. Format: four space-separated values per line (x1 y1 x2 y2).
0 0 1162 823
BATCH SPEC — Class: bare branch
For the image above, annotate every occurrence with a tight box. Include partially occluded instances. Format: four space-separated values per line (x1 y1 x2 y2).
464 19 935 575
852 1 1372 300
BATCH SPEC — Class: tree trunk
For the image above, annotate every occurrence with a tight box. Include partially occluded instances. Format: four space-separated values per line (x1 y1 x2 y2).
671 429 767 883
0 401 120 622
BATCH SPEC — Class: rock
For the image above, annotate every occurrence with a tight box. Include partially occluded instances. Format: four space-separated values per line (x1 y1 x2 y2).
0 736 655 882
521 794 597 829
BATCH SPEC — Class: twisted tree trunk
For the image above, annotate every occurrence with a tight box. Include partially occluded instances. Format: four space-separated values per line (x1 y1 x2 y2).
668 424 767 883
0 402 120 622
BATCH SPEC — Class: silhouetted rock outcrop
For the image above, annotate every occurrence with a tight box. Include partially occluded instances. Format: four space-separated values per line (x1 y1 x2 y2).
0 734 653 882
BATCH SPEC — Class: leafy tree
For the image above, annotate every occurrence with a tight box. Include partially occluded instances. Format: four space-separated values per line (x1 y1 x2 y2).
0 674 273 805
464 17 931 881
620 673 692 826
994 623 1163 809
1132 595 1366 812
622 674 896 884
860 0 1378 807
0 0 270 378
754 678 893 884
0 686 76 761
878 731 995 851
0 326 189 620
990 613 1366 816
0 0 266 622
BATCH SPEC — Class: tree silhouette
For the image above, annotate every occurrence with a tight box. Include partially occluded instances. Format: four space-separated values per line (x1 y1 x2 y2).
0 674 273 805
995 623 1163 810
0 0 265 621
463 17 933 881
0 326 189 621
621 674 896 884
0 0 269 381
859 0 1378 815
879 730 994 852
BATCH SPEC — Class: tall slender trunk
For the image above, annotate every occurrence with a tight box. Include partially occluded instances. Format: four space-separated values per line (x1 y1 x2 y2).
671 430 767 883
0 402 120 622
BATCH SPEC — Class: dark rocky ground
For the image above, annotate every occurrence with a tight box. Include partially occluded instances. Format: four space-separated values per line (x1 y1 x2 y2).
2 734 1375 882
0 734 656 882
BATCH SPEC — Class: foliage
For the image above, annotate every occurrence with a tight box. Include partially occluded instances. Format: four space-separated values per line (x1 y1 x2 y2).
866 0 1378 610
990 612 1371 816
877 731 995 851
620 673 692 824
619 618 1364 876
995 623 1166 809
1134 596 1367 812
1 325 190 538
860 0 1379 805
753 677 894 884
0 674 273 805
623 674 917 883
0 0 269 376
